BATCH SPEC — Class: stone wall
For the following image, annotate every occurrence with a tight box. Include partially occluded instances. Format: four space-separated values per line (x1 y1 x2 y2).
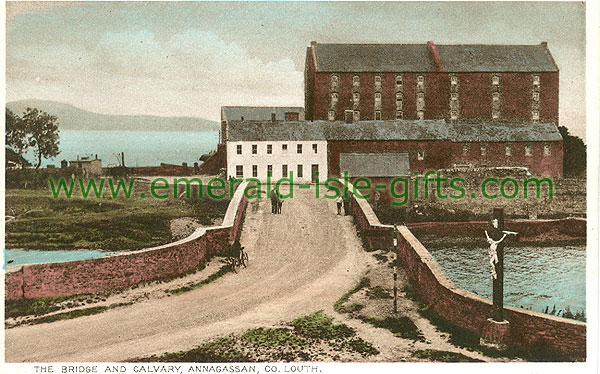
5 182 249 300
396 225 586 361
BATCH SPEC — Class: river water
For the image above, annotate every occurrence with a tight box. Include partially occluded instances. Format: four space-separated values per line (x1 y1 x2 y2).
4 248 119 268
428 245 586 315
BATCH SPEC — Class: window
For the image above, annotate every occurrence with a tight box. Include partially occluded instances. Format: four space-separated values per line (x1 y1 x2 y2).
297 164 303 178
450 93 458 100
462 143 470 156
525 144 532 157
267 144 272 154
417 75 425 89
331 74 339 90
252 144 257 154
375 76 382 91
374 93 382 109
312 144 318 153
492 92 500 102
492 110 500 120
353 92 360 102
532 110 540 121
417 151 425 161
480 144 488 156
396 111 403 120
282 144 288 151
450 110 458 120
252 165 258 177
543 143 551 157
395 75 403 87
505 145 512 156
353 75 360 87
417 111 424 120
267 165 273 177
492 75 500 85
451 75 458 85
328 111 335 121
353 110 360 121
533 92 540 101
236 144 242 154
282 164 288 177
375 111 382 120
396 99 403 110
297 144 302 154
417 92 425 110
331 92 338 107
236 165 243 178
533 75 540 87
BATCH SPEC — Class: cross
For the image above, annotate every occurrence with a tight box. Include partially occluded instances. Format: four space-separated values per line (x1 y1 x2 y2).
485 208 517 322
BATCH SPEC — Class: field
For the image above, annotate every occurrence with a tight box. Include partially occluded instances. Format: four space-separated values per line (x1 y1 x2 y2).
5 178 230 251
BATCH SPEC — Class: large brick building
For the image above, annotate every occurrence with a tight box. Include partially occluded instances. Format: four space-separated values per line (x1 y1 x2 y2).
218 41 563 179
304 41 558 123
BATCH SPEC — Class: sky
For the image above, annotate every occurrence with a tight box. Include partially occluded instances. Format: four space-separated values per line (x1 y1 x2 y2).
6 1 586 139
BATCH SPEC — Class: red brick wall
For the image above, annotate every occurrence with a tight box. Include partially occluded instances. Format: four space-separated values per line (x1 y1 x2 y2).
327 140 562 177
407 218 586 242
396 225 586 361
305 61 559 123
5 183 250 300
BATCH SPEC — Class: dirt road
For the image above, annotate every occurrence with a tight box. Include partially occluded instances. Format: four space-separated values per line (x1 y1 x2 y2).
6 188 373 362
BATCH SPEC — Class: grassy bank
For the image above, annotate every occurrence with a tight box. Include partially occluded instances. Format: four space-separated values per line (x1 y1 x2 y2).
5 181 229 251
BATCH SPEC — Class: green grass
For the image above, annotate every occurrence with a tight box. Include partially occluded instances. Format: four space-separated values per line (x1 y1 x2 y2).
345 337 380 356
402 286 565 361
143 337 251 363
366 286 392 299
412 349 483 362
291 311 355 340
333 277 370 313
5 293 97 318
241 327 308 347
5 185 229 250
167 265 231 295
359 316 425 341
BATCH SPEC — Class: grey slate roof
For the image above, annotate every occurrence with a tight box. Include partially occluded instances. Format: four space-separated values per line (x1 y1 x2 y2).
227 120 562 143
227 121 327 141
323 120 450 141
450 122 563 142
314 43 435 72
435 44 558 72
227 120 449 142
312 42 558 72
340 153 410 177
222 106 304 122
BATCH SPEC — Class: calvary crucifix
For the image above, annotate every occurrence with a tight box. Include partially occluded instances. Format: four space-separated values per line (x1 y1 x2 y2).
484 208 518 322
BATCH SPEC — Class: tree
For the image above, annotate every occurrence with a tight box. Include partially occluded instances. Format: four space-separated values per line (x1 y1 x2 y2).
558 126 586 177
5 108 28 166
21 107 60 169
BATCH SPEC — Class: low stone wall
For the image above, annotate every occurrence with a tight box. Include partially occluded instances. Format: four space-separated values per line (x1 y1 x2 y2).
5 182 249 300
407 218 586 242
396 225 586 361
342 180 395 250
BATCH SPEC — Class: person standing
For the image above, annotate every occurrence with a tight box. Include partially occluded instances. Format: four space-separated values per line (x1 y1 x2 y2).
336 195 343 215
270 188 278 214
277 198 283 214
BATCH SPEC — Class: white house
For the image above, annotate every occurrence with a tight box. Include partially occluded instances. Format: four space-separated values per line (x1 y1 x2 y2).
226 121 327 184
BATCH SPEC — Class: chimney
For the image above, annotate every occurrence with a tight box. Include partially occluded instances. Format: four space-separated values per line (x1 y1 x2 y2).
95 154 98 160
541 41 548 47
427 40 446 72
310 41 317 47
271 113 276 122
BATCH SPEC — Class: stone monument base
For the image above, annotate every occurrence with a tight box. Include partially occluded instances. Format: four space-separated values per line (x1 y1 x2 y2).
480 318 511 350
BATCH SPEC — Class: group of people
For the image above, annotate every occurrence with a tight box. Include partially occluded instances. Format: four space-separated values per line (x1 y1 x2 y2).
270 188 284 214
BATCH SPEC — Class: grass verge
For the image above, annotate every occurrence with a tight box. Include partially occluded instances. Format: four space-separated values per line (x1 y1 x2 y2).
333 277 370 313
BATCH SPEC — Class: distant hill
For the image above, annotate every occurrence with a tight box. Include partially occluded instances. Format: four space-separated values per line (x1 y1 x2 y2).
6 100 220 132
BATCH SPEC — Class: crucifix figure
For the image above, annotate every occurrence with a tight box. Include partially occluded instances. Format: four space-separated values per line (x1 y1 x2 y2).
485 209 518 322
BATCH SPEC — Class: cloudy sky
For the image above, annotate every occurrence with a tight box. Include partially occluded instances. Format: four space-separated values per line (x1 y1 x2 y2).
6 1 586 139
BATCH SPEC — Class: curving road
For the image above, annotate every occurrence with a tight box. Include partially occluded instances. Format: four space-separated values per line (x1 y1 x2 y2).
6 187 372 362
